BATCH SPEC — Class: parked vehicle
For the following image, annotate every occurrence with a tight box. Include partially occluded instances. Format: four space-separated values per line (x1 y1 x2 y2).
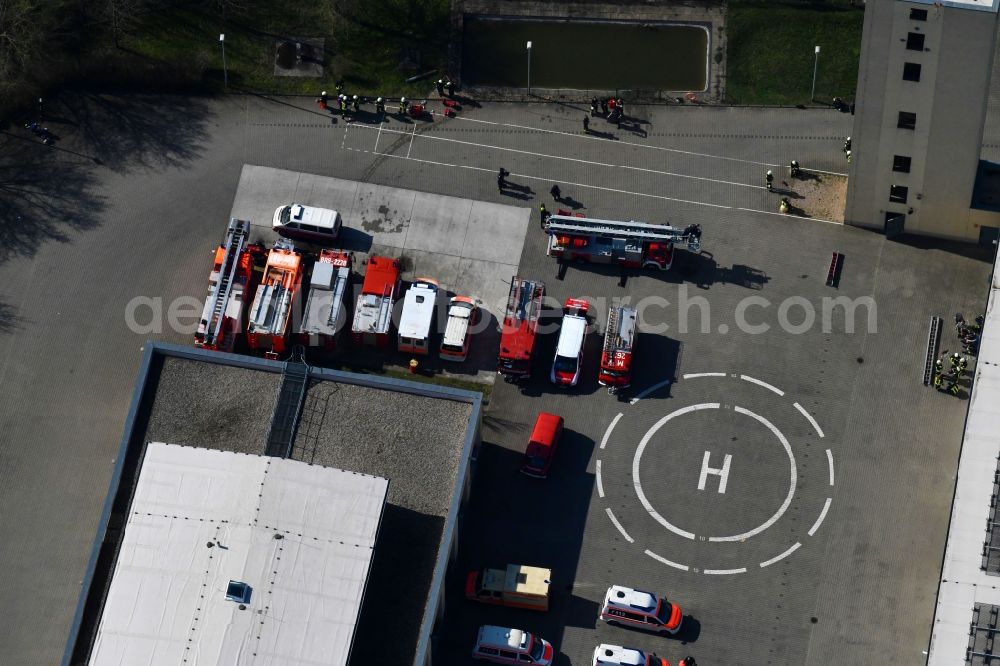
299 249 352 350
472 625 553 665
246 239 304 359
521 412 564 479
599 306 637 394
440 296 479 362
551 298 590 387
351 256 401 348
398 278 439 355
544 214 701 272
497 277 546 382
598 585 683 635
272 204 342 244
465 563 551 611
593 644 669 666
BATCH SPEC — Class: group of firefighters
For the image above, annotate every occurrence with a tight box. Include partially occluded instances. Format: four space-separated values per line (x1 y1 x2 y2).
316 76 459 119
932 313 982 395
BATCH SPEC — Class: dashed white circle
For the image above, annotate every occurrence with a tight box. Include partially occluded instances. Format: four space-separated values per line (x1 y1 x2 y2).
631 403 797 542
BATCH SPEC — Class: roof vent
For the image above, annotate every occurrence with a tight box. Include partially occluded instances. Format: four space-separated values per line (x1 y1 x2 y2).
226 580 252 604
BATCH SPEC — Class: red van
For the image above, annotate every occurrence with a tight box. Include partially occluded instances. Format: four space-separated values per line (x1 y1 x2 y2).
521 412 564 478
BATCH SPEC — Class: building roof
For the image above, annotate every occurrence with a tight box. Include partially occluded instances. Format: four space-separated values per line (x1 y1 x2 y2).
927 256 1000 663
89 442 387 666
908 0 1000 12
65 344 481 666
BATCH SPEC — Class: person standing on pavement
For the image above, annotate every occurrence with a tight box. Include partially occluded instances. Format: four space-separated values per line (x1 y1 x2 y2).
539 203 549 229
436 78 445 96
583 116 590 133
550 184 561 202
445 79 455 97
399 97 408 116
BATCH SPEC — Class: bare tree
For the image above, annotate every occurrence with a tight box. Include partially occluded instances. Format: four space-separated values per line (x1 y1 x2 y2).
0 0 48 98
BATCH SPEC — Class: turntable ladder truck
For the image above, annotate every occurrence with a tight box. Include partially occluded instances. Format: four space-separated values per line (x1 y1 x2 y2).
544 215 702 271
195 218 257 352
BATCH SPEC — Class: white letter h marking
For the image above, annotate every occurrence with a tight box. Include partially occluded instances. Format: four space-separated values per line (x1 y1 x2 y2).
698 451 732 494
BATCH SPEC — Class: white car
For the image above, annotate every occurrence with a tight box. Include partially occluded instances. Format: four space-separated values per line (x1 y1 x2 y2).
593 644 669 666
272 204 342 244
551 298 590 387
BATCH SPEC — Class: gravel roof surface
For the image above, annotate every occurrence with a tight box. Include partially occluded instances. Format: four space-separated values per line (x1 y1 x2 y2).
291 379 471 516
142 356 280 454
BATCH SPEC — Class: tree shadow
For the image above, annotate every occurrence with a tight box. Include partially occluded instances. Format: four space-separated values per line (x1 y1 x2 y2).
0 302 22 334
56 93 211 172
0 134 106 263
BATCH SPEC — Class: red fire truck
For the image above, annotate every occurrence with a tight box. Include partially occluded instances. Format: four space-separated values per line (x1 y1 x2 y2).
544 215 702 271
599 306 638 394
247 239 304 359
497 277 546 383
194 218 265 352
299 249 352 351
352 255 401 348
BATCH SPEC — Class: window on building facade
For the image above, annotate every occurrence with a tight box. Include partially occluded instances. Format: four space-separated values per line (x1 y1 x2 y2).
903 62 921 82
910 8 928 21
889 185 909 203
906 32 925 51
898 112 917 129
892 155 912 173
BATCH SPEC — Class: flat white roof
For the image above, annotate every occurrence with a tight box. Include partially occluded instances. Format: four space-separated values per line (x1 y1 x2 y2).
398 282 438 339
89 442 388 666
556 314 587 357
442 301 474 347
927 257 1000 664
909 0 1000 13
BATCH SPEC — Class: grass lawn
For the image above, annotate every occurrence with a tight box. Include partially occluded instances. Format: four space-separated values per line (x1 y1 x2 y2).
726 0 864 105
88 0 451 98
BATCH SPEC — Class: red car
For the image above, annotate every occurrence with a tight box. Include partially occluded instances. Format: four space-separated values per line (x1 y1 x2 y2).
521 412 564 478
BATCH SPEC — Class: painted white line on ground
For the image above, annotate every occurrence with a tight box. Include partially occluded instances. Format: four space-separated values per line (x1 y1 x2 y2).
809 498 833 537
703 567 748 575
760 542 802 568
596 460 605 498
374 118 384 153
605 508 634 543
351 122 763 190
406 123 416 158
794 402 826 438
803 167 848 177
633 403 721 541
453 114 783 167
630 379 672 404
342 123 349 150
825 449 835 485
709 407 797 543
600 412 623 450
645 549 690 572
356 149 734 209
682 372 727 379
735 207 843 226
739 374 785 396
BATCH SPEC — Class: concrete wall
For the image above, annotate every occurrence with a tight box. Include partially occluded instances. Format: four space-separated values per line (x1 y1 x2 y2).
846 0 1000 241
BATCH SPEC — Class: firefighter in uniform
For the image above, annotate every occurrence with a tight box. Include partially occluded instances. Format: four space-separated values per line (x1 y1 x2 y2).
318 90 329 110
790 160 800 178
436 78 445 96
399 97 408 115
539 203 549 229
352 94 360 113
375 97 385 115
445 79 455 97
765 170 774 191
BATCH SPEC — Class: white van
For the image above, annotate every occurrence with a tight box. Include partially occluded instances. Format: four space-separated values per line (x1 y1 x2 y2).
272 204 342 244
472 625 553 664
440 296 479 362
398 278 439 355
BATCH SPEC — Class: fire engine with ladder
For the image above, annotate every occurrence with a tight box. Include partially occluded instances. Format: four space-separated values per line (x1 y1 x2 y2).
544 214 702 271
497 276 546 383
194 218 265 353
299 249 352 350
247 239 304 359
599 306 638 394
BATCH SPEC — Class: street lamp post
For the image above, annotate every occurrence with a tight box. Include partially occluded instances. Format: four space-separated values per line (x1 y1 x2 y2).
526 41 532 97
220 33 228 87
811 45 820 101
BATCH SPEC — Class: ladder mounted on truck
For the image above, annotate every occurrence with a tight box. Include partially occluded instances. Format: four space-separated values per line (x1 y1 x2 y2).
545 214 702 252
203 218 251 348
604 306 622 356
506 277 544 323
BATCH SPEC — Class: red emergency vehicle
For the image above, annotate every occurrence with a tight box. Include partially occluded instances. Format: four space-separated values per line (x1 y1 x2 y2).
194 218 265 353
299 249 352 350
247 239 304 359
544 215 702 271
352 255 401 348
599 306 638 394
497 277 546 382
